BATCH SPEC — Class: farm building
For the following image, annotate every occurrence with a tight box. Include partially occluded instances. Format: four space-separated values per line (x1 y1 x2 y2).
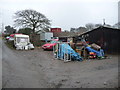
73 26 120 54
53 32 84 42
50 28 62 33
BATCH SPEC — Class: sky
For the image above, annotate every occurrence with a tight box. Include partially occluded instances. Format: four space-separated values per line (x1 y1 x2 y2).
0 0 119 31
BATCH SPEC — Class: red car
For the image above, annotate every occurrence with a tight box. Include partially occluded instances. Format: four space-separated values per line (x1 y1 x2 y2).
42 39 59 50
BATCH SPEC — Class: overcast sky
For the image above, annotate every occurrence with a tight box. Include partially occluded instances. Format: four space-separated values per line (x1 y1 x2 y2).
0 0 119 31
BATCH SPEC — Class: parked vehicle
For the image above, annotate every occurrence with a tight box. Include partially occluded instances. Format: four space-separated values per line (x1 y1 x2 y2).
10 33 23 37
6 36 10 40
42 39 59 50
40 32 53 41
14 34 34 50
8 37 14 41
7 33 23 41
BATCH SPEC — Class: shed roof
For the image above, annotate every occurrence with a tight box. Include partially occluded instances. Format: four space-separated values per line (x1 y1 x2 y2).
53 32 85 38
73 26 120 37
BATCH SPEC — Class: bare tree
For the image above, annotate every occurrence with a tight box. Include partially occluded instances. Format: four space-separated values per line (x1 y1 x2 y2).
70 28 76 32
14 9 51 34
85 23 95 31
5 25 16 34
95 24 102 28
113 22 120 29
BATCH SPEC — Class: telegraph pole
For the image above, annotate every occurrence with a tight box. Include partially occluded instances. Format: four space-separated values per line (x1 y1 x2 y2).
1 23 4 37
2 23 4 33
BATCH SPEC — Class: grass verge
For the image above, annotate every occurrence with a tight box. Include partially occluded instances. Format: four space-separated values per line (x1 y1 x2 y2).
4 41 15 50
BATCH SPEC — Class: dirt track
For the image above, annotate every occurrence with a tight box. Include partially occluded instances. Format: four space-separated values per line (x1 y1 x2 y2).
0 38 2 89
2 41 118 88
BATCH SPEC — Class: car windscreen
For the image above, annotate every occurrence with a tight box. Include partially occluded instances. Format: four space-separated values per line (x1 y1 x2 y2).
50 40 57 44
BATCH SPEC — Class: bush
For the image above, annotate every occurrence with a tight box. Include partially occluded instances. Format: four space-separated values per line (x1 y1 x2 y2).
32 40 46 47
3 34 10 38
5 41 15 49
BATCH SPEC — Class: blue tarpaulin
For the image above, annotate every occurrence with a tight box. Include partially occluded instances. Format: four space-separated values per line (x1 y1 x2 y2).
57 43 82 61
86 46 104 57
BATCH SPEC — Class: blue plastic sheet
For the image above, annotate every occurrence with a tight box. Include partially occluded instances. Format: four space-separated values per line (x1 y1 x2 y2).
58 43 82 61
86 46 104 57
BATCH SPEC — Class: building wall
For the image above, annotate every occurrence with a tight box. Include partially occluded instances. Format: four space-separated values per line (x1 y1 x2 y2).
76 27 120 54
50 28 61 33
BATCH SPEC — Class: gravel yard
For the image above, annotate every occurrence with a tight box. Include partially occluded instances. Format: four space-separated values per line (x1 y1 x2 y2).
2 40 119 88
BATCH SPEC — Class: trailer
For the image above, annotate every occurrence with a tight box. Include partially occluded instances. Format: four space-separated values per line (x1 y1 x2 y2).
40 32 53 41
14 34 34 50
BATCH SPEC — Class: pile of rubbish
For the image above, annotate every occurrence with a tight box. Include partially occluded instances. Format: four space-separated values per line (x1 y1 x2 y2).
53 39 105 62
15 42 34 50
53 43 82 62
75 39 105 59
86 44 104 59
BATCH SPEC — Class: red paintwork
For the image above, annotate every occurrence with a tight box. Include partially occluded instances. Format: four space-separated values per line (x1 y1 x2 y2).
42 39 58 50
42 43 57 49
50 28 61 32
10 33 23 37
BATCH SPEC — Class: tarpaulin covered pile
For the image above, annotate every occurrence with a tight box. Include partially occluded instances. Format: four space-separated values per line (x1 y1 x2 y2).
57 43 82 61
86 46 104 57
